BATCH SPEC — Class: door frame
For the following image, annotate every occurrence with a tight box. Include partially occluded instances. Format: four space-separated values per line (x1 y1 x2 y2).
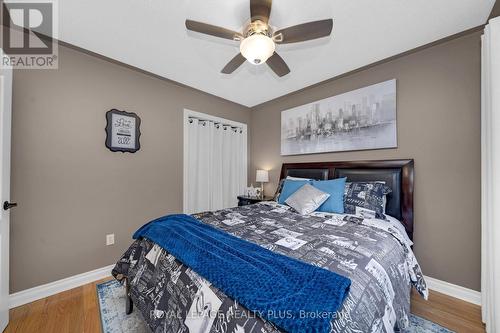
0 49 13 332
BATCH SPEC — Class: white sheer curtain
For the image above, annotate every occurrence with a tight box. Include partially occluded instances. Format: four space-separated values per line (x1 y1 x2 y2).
185 113 247 214
481 18 500 333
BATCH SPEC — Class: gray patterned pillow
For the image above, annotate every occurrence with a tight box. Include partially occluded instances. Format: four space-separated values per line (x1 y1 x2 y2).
273 176 312 201
285 184 330 215
344 182 392 219
273 179 285 201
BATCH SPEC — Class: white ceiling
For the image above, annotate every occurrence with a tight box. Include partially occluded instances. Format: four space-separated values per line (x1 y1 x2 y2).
59 0 494 107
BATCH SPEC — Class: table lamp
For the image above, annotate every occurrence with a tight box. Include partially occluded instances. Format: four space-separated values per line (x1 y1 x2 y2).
256 170 269 199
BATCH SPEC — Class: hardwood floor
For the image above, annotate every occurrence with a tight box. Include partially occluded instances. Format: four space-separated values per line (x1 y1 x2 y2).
411 289 485 333
4 280 485 333
4 278 108 333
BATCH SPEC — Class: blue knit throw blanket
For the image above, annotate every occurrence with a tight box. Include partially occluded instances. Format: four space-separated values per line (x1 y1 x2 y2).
133 214 351 333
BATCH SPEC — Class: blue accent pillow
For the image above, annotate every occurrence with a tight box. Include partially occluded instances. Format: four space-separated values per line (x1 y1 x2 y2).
278 179 310 204
311 178 347 213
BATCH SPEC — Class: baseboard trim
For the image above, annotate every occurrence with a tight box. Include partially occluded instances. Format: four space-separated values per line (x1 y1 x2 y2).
9 264 114 309
424 275 481 306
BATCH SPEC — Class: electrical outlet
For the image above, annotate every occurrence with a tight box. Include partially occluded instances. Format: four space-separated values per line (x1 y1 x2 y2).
106 234 115 246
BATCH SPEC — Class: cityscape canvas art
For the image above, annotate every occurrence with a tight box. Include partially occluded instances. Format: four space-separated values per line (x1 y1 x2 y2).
281 79 397 155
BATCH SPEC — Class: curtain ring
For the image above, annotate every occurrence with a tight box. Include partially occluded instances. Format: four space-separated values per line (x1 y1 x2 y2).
188 119 193 124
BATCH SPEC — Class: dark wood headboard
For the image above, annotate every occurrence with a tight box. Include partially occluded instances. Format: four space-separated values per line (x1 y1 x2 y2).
279 159 414 240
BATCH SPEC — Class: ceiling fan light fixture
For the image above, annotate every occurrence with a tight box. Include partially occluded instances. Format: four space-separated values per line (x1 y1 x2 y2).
239 34 275 65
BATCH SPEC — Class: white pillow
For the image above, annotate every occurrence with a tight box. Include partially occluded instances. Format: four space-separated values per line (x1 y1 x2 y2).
285 184 330 215
286 176 312 180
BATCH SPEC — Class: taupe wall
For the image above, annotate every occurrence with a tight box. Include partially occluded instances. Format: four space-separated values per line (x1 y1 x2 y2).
10 45 251 292
250 31 482 291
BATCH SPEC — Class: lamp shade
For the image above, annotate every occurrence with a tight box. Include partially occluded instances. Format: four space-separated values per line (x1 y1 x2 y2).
256 169 269 183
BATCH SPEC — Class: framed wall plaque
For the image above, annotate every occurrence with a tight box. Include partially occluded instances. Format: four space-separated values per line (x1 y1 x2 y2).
105 109 141 153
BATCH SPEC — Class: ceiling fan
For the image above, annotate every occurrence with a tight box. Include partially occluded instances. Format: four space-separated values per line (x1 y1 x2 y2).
185 0 333 77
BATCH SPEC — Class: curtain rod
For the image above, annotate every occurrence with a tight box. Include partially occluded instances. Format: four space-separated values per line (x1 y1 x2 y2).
188 116 243 130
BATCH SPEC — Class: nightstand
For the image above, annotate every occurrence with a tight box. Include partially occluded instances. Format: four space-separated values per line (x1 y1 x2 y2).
237 196 273 207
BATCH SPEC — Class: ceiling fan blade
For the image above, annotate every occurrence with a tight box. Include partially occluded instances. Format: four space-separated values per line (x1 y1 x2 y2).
185 20 242 41
221 53 246 74
273 19 333 44
250 0 272 23
266 52 290 77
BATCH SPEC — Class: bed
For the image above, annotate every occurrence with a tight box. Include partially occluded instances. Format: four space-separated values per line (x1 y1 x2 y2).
112 159 428 333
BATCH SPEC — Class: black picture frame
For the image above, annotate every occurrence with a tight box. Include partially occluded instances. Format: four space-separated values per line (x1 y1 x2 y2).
105 109 141 153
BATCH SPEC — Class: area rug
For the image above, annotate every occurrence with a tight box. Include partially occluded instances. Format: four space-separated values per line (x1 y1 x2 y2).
97 279 455 333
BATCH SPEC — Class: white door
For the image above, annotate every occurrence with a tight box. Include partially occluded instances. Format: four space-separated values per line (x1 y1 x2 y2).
0 50 13 332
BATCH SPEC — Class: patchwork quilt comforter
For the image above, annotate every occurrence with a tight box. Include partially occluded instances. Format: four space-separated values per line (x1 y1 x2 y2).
112 202 428 333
